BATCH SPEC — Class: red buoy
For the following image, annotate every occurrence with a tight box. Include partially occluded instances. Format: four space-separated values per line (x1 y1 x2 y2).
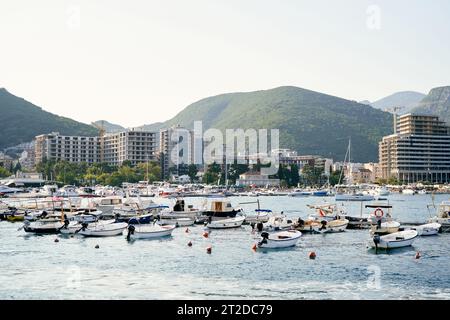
415 252 421 259
206 246 212 254
203 231 209 238
309 251 316 259
251 243 257 251
185 228 190 233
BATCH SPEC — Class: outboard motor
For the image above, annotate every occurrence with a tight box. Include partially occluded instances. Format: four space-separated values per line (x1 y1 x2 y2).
319 220 327 231
373 234 381 253
297 218 305 227
258 231 269 246
127 225 136 241
256 222 264 232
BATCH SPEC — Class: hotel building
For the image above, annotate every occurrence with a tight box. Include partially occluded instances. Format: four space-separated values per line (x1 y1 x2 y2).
379 114 450 183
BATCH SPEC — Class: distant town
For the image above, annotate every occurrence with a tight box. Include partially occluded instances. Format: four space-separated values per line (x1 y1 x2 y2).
1 113 450 192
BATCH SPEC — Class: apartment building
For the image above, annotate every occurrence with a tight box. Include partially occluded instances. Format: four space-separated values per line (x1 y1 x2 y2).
34 129 156 166
379 114 450 183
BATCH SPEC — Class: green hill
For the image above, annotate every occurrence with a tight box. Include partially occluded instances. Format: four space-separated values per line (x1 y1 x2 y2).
412 86 450 124
0 88 98 150
143 86 394 162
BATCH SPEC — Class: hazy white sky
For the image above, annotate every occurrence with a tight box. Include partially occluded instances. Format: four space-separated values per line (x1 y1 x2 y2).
1 0 449 127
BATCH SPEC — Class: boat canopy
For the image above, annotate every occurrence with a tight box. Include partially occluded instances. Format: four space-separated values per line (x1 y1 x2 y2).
365 205 392 208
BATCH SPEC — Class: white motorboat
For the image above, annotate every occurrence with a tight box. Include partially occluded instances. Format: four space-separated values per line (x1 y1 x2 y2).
22 220 64 234
257 230 302 249
60 219 116 234
126 224 175 240
411 223 441 236
243 209 271 224
428 201 450 232
311 218 349 233
78 222 128 237
70 210 103 223
159 199 200 220
369 230 418 249
366 204 401 234
262 214 295 231
402 189 416 195
370 220 401 235
206 216 245 229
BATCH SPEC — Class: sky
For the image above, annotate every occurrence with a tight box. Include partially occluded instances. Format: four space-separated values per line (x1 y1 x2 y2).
1 0 449 127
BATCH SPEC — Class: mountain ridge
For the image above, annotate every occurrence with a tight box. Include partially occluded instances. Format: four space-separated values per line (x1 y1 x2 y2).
0 88 98 150
142 86 394 162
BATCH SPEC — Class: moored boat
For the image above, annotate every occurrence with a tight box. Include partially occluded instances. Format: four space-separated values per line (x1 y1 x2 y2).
23 220 64 234
78 222 128 237
410 222 441 236
257 230 302 248
126 224 175 240
369 230 418 250
206 216 245 229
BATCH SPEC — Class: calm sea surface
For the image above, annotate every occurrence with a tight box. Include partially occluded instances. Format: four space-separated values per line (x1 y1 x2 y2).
1 193 449 299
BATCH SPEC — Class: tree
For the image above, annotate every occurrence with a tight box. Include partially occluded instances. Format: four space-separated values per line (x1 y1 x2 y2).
290 164 300 187
329 170 343 186
203 162 221 184
187 164 198 183
0 166 11 178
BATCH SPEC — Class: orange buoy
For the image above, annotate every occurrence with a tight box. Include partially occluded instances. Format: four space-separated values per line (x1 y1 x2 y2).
415 252 421 259
203 231 209 238
251 243 257 251
185 228 190 233
206 246 212 254
188 241 193 247
309 251 316 259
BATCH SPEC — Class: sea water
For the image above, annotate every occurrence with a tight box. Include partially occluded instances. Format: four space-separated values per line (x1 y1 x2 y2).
0 193 449 299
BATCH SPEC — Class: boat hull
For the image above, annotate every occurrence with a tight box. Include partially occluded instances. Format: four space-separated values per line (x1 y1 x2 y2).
258 231 302 248
79 223 127 237
207 216 245 229
128 225 175 239
369 230 418 249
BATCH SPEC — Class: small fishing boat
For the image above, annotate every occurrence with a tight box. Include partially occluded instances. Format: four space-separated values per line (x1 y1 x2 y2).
261 214 294 232
23 220 64 234
59 219 116 235
126 224 175 240
78 222 128 237
370 220 401 235
367 204 401 234
428 201 450 232
206 216 245 229
311 218 349 233
6 213 25 222
202 199 240 219
159 199 199 220
257 230 302 248
369 230 418 250
243 209 271 224
411 223 441 236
